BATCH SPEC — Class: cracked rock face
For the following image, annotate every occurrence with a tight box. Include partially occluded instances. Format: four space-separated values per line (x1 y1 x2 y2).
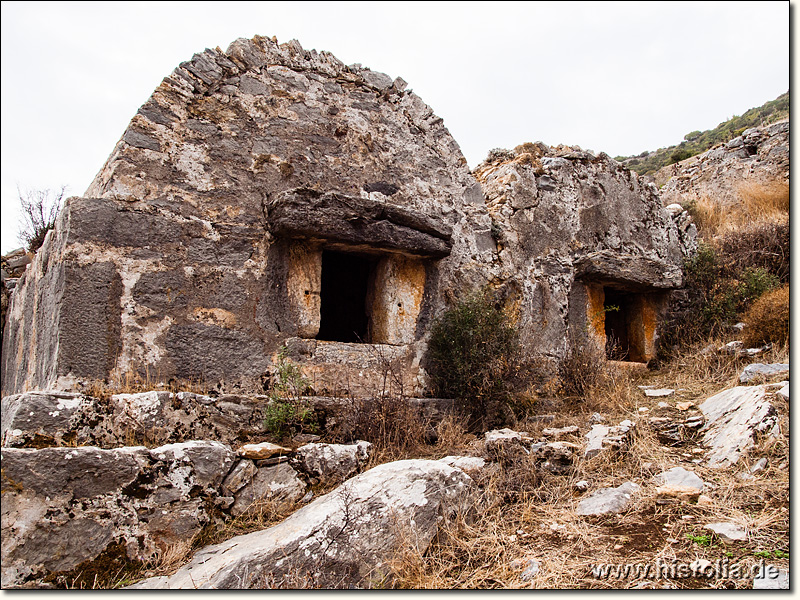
128 459 477 589
699 384 780 467
1 441 236 588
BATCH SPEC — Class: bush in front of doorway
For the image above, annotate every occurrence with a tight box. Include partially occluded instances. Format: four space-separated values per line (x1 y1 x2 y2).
427 289 518 430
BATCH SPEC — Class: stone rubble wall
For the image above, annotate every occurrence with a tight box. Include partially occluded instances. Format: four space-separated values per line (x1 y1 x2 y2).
0 388 377 588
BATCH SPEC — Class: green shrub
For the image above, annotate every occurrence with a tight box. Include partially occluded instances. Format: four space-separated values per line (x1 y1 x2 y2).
659 241 781 353
742 285 789 347
264 347 317 438
427 289 518 430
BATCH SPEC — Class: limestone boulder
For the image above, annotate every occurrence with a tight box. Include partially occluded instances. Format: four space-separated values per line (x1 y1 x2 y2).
1 391 93 447
128 459 477 589
739 363 789 384
230 462 306 517
584 420 635 458
1 441 236 588
292 441 372 486
699 385 780 467
576 482 640 516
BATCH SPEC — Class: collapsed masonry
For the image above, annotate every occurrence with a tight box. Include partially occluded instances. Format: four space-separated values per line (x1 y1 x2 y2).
0 36 691 397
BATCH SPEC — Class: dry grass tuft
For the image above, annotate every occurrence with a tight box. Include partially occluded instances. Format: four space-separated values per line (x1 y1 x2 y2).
741 285 789 348
688 180 788 238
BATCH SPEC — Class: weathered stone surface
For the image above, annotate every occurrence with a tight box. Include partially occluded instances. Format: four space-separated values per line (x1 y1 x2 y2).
237 442 292 460
292 441 371 486
221 459 257 496
753 565 789 589
576 482 639 516
1 36 492 397
230 463 306 517
542 425 579 439
1 441 236 588
438 455 487 478
267 188 453 258
699 385 779 467
584 420 635 458
653 467 705 491
1 389 269 449
1 391 87 447
704 522 747 543
739 362 789 383
128 459 477 589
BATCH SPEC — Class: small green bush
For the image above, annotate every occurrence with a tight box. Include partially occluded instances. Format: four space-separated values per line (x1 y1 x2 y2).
427 289 518 430
264 347 317 438
662 236 782 349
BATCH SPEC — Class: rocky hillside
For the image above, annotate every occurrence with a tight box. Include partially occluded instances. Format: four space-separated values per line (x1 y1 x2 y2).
617 91 789 176
657 120 789 211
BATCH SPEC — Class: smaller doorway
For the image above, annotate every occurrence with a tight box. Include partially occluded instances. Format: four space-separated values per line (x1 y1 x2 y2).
603 288 638 361
316 250 376 343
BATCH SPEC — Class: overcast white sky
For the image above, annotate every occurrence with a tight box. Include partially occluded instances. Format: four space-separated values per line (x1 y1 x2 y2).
0 1 790 254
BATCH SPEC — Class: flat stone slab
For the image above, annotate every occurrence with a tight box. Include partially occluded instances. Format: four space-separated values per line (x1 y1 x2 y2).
753 565 789 589
237 442 292 460
644 388 675 398
653 467 705 491
576 482 639 516
704 522 747 542
739 363 789 383
699 385 779 467
127 459 476 589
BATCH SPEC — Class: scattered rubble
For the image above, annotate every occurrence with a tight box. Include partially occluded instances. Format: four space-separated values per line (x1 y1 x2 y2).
576 482 639 516
704 522 747 543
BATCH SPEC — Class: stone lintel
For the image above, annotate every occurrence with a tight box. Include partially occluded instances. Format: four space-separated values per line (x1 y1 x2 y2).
267 188 453 258
574 251 682 291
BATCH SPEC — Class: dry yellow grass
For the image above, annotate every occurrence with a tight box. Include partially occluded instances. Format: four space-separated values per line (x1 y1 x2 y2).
385 339 789 589
689 180 789 238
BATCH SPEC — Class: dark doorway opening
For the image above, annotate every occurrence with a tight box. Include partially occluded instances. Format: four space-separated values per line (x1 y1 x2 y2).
317 250 375 343
604 288 631 361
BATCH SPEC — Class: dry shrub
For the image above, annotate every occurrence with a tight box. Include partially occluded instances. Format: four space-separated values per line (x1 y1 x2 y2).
558 341 609 398
434 413 473 455
328 395 429 458
717 221 789 283
742 285 789 347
